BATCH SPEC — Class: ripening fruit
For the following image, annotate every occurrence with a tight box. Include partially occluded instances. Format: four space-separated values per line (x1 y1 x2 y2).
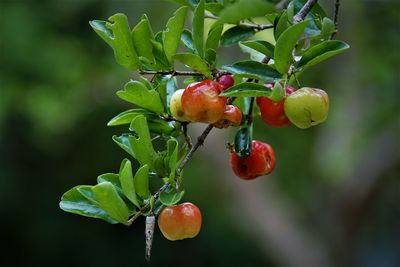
181 80 226 123
157 202 202 241
213 105 243 129
256 83 295 128
169 89 190 121
230 140 276 180
217 74 234 91
284 87 329 129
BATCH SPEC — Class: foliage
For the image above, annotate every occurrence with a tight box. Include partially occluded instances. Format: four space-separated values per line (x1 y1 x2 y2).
59 0 349 259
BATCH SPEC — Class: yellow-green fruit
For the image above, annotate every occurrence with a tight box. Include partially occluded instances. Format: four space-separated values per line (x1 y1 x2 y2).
284 87 329 129
170 89 190 121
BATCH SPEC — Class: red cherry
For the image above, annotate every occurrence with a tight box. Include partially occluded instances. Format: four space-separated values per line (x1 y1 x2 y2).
157 202 202 241
181 80 226 123
217 75 234 91
256 83 295 128
230 140 276 180
213 105 243 129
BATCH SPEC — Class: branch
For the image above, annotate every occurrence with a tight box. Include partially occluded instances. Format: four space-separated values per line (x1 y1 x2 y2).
293 0 318 23
139 70 205 76
176 124 214 176
331 0 340 39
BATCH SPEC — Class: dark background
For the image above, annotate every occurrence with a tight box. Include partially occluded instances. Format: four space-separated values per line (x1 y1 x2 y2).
1 0 399 266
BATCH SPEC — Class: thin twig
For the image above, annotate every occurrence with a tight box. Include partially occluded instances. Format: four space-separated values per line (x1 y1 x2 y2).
182 122 193 150
293 0 318 23
139 70 204 76
176 124 214 176
331 0 340 39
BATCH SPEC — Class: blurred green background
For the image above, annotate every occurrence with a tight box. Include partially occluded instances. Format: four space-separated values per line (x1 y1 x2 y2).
1 0 399 266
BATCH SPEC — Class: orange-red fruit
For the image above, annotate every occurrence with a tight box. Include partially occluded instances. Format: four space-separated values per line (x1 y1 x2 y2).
181 80 226 123
213 105 243 129
217 74 234 90
157 202 202 241
256 83 295 128
230 140 276 180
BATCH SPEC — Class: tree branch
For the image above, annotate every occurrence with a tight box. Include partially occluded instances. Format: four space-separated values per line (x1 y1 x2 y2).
293 0 318 23
331 0 340 39
139 70 205 77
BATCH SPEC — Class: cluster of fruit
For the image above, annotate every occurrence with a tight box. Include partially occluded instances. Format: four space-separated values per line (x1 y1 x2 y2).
159 75 330 241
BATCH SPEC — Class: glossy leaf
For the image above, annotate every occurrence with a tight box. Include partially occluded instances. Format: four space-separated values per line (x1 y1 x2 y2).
193 0 205 57
220 82 273 97
151 38 170 70
132 14 155 62
205 3 223 15
206 24 223 52
175 53 212 78
113 134 135 157
159 190 185 206
297 40 350 68
116 80 164 114
217 0 275 25
164 6 188 64
221 26 256 47
92 182 130 224
241 40 274 58
274 10 289 41
107 109 155 126
274 20 309 74
222 61 281 82
119 159 140 207
129 115 158 168
134 164 150 199
60 185 118 224
97 173 122 192
90 14 140 70
167 138 179 183
234 125 252 157
181 30 196 53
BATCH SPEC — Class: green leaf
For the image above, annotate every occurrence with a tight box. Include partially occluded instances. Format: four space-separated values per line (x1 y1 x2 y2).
234 125 253 157
193 0 205 57
222 61 281 82
151 38 171 70
97 173 121 191
116 80 164 114
181 30 196 53
205 3 224 15
239 40 275 58
132 14 155 62
60 185 118 224
105 13 140 70
167 138 179 183
129 115 158 168
119 159 140 208
274 10 289 41
134 164 150 199
217 0 275 25
205 48 217 68
206 24 223 52
220 82 272 97
274 20 309 74
221 26 256 47
107 109 155 126
159 190 185 206
89 20 114 47
113 134 135 157
92 182 130 224
269 82 285 102
297 40 350 69
175 53 212 78
164 6 188 65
